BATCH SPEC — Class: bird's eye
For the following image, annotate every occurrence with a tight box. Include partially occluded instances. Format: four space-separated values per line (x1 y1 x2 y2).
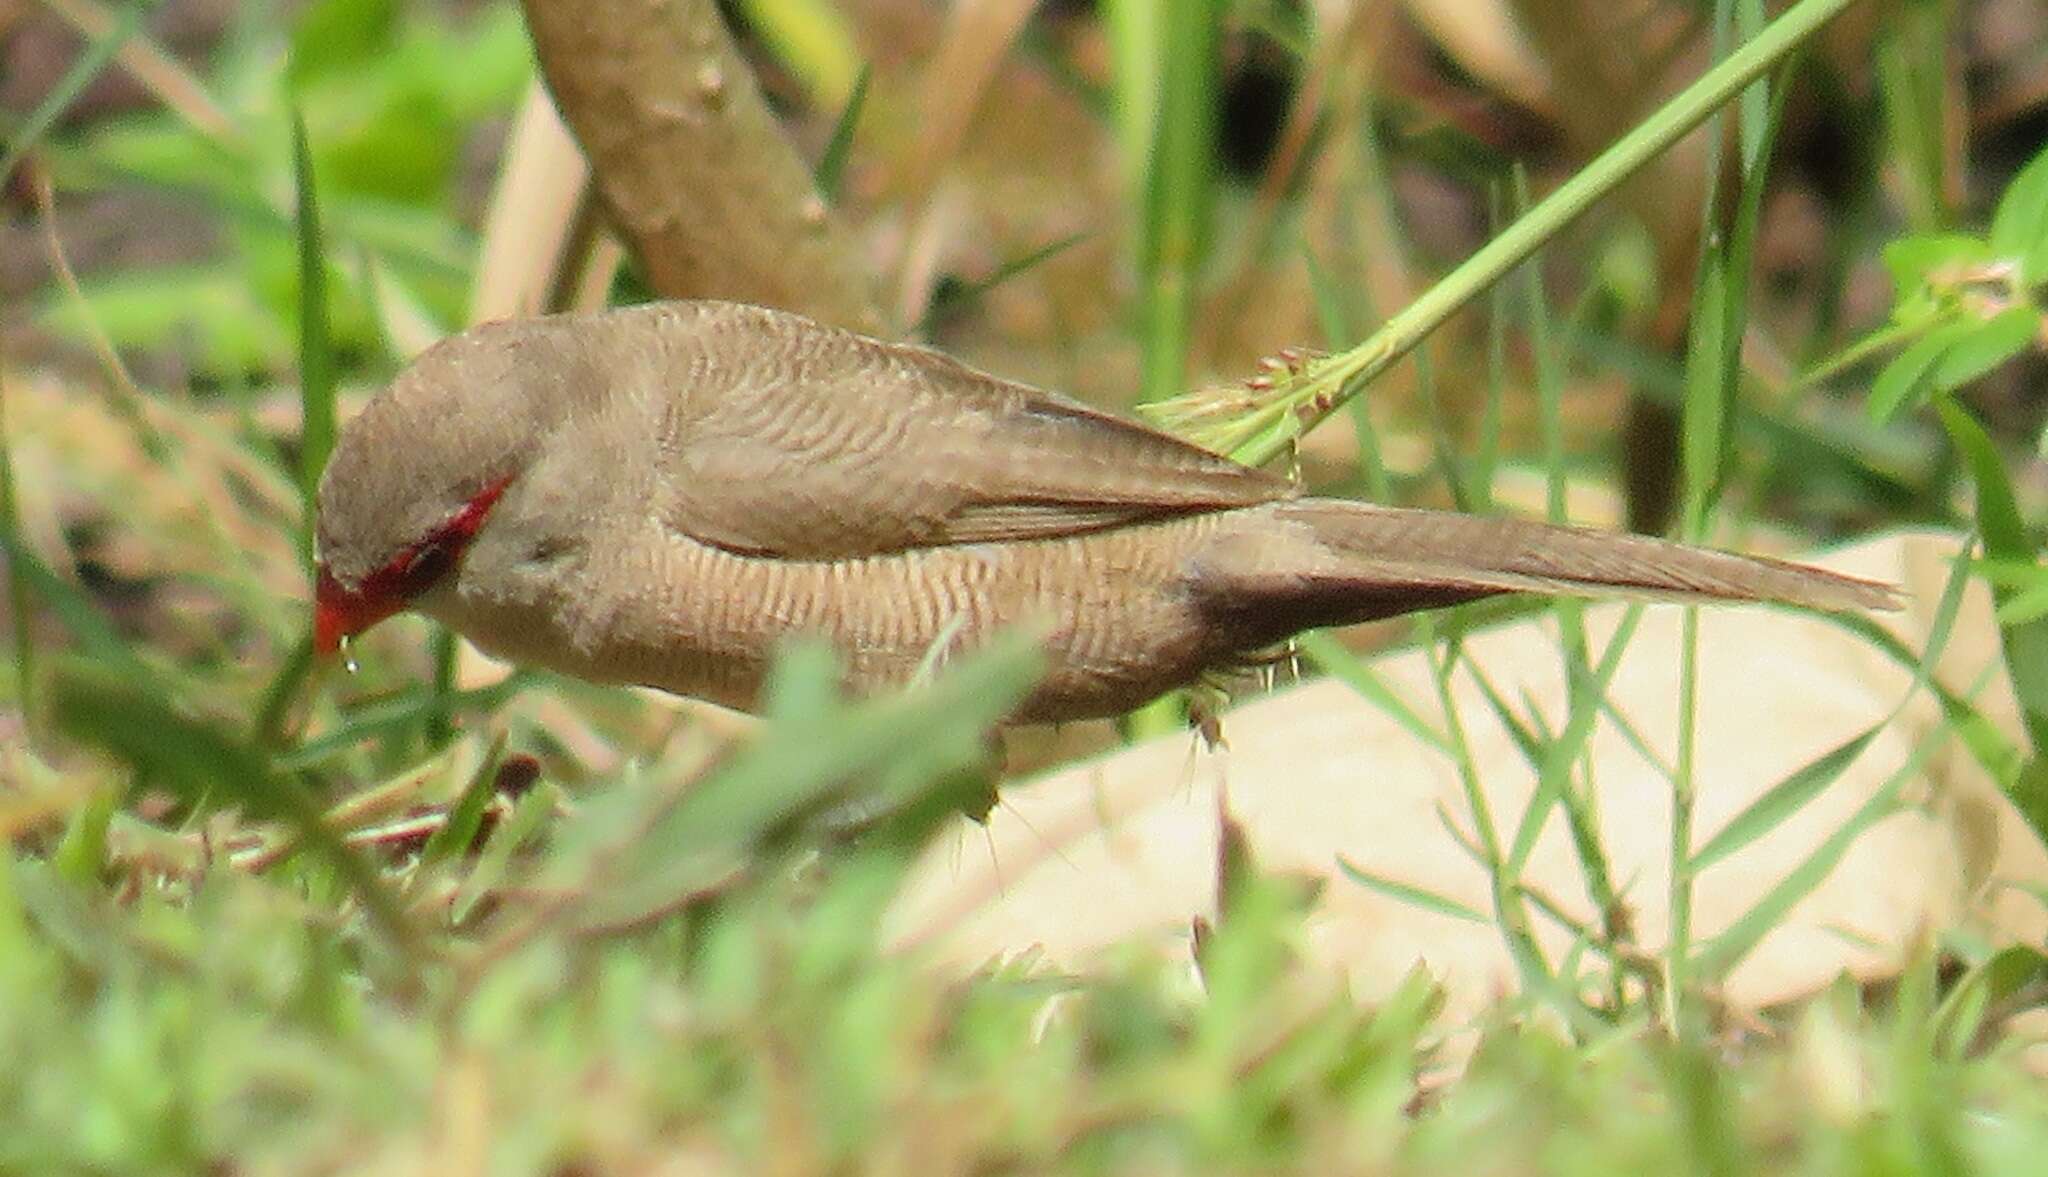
399 538 457 593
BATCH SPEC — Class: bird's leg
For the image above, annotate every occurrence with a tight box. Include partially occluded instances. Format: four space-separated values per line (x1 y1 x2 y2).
1187 683 1230 753
955 730 1005 825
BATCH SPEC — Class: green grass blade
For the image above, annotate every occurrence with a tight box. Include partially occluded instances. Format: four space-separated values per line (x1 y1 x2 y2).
1423 636 1557 998
1507 606 1645 877
1935 397 2048 758
1336 858 1488 925
252 632 315 749
0 369 34 719
1294 631 1450 754
419 732 507 867
276 674 533 770
1691 728 1938 980
813 63 871 201
451 782 555 926
1303 245 1389 499
1687 725 1880 874
1464 660 1548 773
1476 209 1507 514
1132 0 1221 407
425 627 459 749
916 232 1089 335
1512 167 1568 526
1413 344 1476 513
1825 593 2022 792
1303 244 1353 349
290 108 337 560
1683 55 1792 536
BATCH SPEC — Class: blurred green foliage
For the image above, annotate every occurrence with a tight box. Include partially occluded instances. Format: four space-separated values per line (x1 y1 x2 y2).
38 0 531 377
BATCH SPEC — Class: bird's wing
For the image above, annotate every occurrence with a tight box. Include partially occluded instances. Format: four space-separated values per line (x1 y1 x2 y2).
656 318 1292 559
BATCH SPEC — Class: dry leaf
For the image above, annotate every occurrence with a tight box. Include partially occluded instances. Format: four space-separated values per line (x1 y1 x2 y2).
887 531 2048 1023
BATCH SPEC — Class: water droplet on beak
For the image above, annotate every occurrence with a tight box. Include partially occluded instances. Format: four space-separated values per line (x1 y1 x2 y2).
339 634 358 675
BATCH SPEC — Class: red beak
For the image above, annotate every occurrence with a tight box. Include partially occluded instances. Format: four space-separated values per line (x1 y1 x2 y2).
314 565 404 655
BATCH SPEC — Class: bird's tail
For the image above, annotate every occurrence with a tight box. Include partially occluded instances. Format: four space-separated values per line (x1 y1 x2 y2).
1193 498 1899 640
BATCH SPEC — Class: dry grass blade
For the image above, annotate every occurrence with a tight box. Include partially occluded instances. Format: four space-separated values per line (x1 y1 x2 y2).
41 0 238 140
469 81 598 325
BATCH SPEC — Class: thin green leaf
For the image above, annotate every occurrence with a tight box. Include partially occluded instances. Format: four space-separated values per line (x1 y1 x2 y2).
1336 858 1488 925
1882 233 1992 300
1691 729 1937 979
1934 944 2048 1053
813 63 871 200
1414 344 1475 512
1990 142 2048 283
1476 207 1507 514
1936 397 2048 755
1690 53 1791 536
53 790 116 885
1874 4 1950 229
419 733 508 867
917 233 1089 334
1131 0 1224 407
426 626 459 749
1295 631 1449 754
1687 726 1880 874
275 675 532 770
1734 0 1770 172
1463 659 1547 772
450 782 555 926
1971 557 2048 588
1303 245 1353 349
1513 167 1568 525
1930 307 2040 391
1507 606 1645 876
1994 582 2048 628
1302 245 1389 500
1680 248 1731 531
1866 321 1966 424
254 633 315 749
1826 624 2023 793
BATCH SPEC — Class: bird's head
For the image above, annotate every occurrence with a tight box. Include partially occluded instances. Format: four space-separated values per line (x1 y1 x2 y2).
312 320 577 654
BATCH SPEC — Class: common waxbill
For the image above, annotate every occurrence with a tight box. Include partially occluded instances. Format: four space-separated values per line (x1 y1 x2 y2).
314 300 1896 724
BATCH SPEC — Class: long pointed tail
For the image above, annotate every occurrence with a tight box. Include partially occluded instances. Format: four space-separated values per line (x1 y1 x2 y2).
1194 499 1899 638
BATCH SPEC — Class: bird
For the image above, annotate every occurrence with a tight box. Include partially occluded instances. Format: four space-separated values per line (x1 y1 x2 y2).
314 299 1898 725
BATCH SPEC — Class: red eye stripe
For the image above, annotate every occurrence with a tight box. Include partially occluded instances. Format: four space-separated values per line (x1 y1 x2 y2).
313 474 514 653
370 475 514 597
